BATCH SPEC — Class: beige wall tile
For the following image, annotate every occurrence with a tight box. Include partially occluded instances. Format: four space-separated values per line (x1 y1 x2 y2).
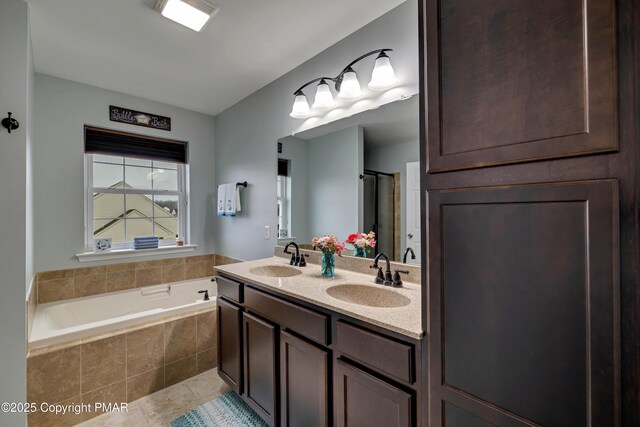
74 266 106 277
135 268 162 287
106 270 136 292
196 311 216 352
81 380 126 421
162 263 185 283
206 259 215 275
162 257 185 265
165 316 196 363
27 395 82 427
126 324 164 377
38 269 74 281
74 274 107 298
127 368 164 403
38 277 74 303
82 335 126 393
184 261 206 280
135 260 163 270
28 346 81 404
165 356 197 387
185 255 210 264
196 348 218 374
106 262 135 272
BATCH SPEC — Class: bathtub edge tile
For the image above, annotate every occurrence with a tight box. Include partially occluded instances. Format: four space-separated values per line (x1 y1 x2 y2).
81 335 126 394
126 368 165 403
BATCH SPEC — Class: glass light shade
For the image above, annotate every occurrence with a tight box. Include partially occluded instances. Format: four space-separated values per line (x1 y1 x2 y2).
313 81 335 110
161 0 211 32
337 70 363 101
290 94 311 119
368 54 397 91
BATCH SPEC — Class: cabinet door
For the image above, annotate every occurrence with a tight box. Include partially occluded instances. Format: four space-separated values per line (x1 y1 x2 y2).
243 312 278 426
335 359 413 427
216 297 243 393
425 0 617 172
428 181 618 426
280 331 329 427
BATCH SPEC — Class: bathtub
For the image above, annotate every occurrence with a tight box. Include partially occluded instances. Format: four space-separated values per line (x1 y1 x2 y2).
29 278 216 350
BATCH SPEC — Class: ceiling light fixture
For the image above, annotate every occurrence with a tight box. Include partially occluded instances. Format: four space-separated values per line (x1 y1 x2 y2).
154 0 219 32
289 49 397 119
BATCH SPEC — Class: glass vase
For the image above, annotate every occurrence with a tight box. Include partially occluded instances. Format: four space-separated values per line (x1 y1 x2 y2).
353 247 366 257
321 252 335 277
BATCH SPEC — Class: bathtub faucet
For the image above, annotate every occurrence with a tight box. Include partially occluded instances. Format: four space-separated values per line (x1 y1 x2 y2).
198 290 210 301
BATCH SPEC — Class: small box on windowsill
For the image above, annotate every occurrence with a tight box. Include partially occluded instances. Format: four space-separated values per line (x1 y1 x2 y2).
132 236 159 250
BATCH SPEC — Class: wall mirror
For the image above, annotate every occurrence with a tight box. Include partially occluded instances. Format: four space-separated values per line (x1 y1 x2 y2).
276 96 420 264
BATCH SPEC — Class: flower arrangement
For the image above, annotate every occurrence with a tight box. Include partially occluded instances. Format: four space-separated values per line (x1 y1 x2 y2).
312 235 347 256
345 231 376 256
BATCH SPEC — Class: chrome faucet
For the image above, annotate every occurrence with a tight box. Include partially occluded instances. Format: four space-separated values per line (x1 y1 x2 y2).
371 252 409 287
284 242 308 267
403 247 416 264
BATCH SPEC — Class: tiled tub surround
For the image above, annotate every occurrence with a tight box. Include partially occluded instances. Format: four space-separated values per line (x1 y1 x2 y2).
30 278 215 349
27 309 217 426
35 254 241 304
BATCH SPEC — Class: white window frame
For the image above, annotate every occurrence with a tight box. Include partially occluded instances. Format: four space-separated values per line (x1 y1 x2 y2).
84 154 189 251
276 174 290 238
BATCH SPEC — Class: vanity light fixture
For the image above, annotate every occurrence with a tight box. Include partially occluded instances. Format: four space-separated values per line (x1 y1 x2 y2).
154 0 219 32
289 49 397 119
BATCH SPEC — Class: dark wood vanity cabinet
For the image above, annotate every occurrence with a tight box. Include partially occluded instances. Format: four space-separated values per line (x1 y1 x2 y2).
335 360 413 427
280 330 329 427
243 312 278 426
216 275 422 427
216 297 243 393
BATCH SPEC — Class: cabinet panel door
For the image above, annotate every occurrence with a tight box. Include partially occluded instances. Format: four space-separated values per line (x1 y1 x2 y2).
426 0 617 172
335 359 413 427
428 180 618 426
280 331 329 427
216 297 243 393
243 311 278 426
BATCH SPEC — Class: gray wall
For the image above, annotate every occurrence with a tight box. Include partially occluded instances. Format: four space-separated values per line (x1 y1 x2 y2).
364 139 420 252
33 74 216 272
0 0 32 424
214 0 418 260
307 126 363 241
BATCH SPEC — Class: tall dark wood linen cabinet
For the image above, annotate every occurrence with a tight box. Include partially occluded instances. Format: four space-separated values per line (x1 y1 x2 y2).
418 0 640 426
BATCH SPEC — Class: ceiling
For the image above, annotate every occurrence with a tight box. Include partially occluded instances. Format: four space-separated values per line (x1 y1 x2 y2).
26 0 405 116
293 95 419 149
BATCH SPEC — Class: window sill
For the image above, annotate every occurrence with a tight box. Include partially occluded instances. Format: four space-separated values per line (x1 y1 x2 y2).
76 245 197 263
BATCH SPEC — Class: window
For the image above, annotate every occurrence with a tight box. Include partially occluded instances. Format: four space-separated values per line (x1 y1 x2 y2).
277 159 291 238
84 127 189 251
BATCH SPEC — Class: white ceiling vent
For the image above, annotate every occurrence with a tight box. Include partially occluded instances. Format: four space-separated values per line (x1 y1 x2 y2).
154 0 219 32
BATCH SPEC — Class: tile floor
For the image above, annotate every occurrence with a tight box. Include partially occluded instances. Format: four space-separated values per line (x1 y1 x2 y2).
76 369 231 427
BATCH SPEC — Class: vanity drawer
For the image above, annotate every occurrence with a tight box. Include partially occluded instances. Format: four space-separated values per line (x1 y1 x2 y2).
217 275 244 304
245 286 329 345
335 321 414 384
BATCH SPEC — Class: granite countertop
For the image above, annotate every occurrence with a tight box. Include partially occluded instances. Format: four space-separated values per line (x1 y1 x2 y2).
215 256 423 340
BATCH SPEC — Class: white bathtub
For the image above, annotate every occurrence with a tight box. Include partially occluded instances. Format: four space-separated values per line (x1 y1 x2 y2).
29 278 216 350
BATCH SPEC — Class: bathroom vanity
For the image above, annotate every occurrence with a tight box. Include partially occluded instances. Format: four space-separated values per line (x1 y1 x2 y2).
214 257 423 427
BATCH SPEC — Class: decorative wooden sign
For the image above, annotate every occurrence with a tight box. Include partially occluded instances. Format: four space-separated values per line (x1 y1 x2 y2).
109 105 171 131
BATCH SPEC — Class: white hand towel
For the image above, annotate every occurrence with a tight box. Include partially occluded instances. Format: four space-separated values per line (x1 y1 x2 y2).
225 183 237 217
235 185 242 213
216 184 227 217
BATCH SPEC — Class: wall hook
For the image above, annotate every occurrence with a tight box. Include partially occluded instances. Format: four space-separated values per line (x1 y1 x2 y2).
359 174 367 182
2 112 19 134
